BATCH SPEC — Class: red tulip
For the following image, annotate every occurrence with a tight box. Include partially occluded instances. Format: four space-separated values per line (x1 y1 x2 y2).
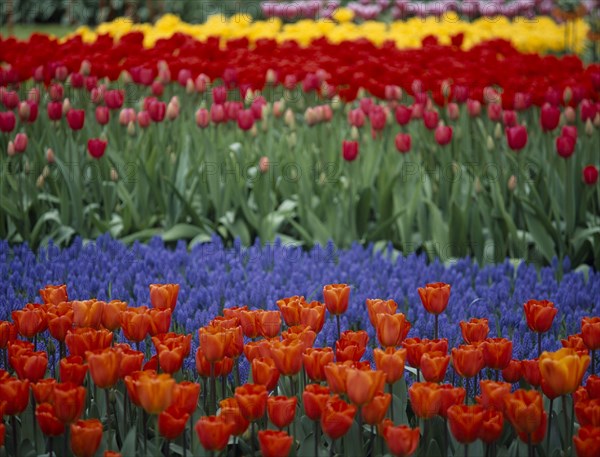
258 430 293 457
87 139 107 159
583 165 599 186
195 416 232 451
434 125 453 146
342 140 359 161
0 111 16 132
506 125 527 151
540 104 560 131
66 109 85 130
556 135 576 158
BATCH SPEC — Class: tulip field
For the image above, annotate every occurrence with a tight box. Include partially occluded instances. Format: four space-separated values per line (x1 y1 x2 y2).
1 3 600 457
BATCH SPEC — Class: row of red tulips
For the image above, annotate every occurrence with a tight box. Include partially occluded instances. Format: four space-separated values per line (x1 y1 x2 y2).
1 282 600 456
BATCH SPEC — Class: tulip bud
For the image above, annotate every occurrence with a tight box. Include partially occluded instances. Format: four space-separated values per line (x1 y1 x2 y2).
158 67 171 85
119 70 132 84
195 74 209 93
273 100 285 118
127 121 136 136
564 107 576 124
13 133 28 153
494 123 502 139
186 79 195 94
7 141 15 156
55 65 68 81
157 60 169 72
585 119 594 136
46 148 55 164
595 113 600 128
284 109 295 129
25 159 30 174
563 87 572 105
166 101 179 121
474 176 482 193
137 111 151 128
195 108 210 128
36 174 45 188
508 175 517 192
62 98 71 115
287 132 297 148
28 88 40 104
331 95 342 111
351 126 359 140
111 168 119 181
259 156 269 173
80 60 91 75
266 69 277 84
486 136 495 150
43 166 50 178
446 102 460 120
18 102 30 121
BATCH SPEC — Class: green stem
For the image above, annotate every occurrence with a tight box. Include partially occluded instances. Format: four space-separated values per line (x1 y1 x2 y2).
314 420 319 457
155 415 160 456
537 332 542 359
31 390 37 454
210 362 216 416
11 415 19 457
336 315 341 341
388 383 394 421
105 389 112 449
562 395 569 454
546 398 553 455
358 411 363 452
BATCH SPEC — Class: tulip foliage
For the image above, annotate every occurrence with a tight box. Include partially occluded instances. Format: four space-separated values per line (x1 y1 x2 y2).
0 281 599 457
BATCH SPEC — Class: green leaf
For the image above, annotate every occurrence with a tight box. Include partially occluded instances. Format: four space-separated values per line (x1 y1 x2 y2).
523 211 556 264
162 224 206 242
356 188 372 236
121 426 137 457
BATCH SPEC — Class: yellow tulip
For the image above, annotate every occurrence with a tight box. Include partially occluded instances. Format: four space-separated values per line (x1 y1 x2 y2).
538 348 590 396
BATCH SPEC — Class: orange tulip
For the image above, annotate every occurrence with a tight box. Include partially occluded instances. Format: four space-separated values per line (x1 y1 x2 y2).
257 310 281 338
239 310 261 339
199 325 227 363
60 355 88 385
373 347 407 384
575 386 589 404
32 378 56 404
503 389 544 435
438 384 466 418
195 346 232 378
282 325 316 350
195 416 233 451
114 345 144 378
574 398 600 427
477 380 511 412
336 330 368 362
324 361 353 394
219 397 249 436
65 328 113 358
134 371 176 414
224 325 244 359
303 384 331 420
251 357 280 391
235 383 268 422
258 430 293 457
39 284 68 305
420 351 450 383
244 341 266 362
101 300 126 331
382 421 420 457
582 317 600 351
403 338 448 369
148 308 172 336
502 359 523 384
47 302 73 342
0 321 17 348
522 359 542 387
452 344 484 378
156 344 187 374
459 318 489 344
53 382 86 423
417 282 450 315
541 378 561 400
0 376 29 415
87 348 121 388
346 367 386 406
303 347 335 382
269 339 304 376
210 315 240 330
159 405 189 440
561 334 589 355
523 299 557 333
585 375 600 399
447 404 485 444
366 299 398 328
12 305 47 338
299 300 326 332
320 395 357 439
70 419 103 457
480 409 504 444
517 409 547 444
11 350 48 382
408 382 442 419
36 402 65 436
323 284 350 315
268 395 297 429
482 338 513 370
149 283 179 311
222 305 248 320
120 307 151 342
172 381 200 415
539 348 590 396
573 426 600 457
276 296 303 326
376 312 411 348
362 392 391 425
72 299 104 328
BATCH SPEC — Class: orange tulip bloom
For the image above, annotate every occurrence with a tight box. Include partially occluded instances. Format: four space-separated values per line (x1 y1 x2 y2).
336 330 369 362
561 334 589 355
251 357 280 391
257 310 281 338
87 348 121 388
575 386 589 404
346 367 386 406
222 305 248 320
381 421 420 457
447 404 485 444
502 359 523 384
403 338 448 369
148 308 172 336
60 356 88 385
114 345 144 378
586 375 600 399
39 284 68 305
156 344 187 374
303 384 331 420
573 426 600 457
452 344 484 378
477 380 511 412
11 350 48 382
299 301 326 332
258 430 294 457
0 376 29 415
323 284 351 316
517 409 547 444
243 341 264 362
8 339 34 360
36 403 65 436
303 347 335 382
539 348 590 396
268 395 297 429
199 325 228 363
373 347 407 384
438 384 466 419
582 317 600 351
408 382 442 419
149 283 179 311
282 325 316 350
522 359 542 387
504 389 544 435
269 339 304 376
459 318 489 344
0 321 17 349
420 351 450 383
120 307 151 342
480 409 504 444
47 302 74 342
224 326 244 359
210 315 240 330
195 416 233 451
159 405 189 440
53 382 86 423
574 398 600 427
134 371 176 414
362 392 391 425
12 305 47 338
32 378 56 404
101 300 127 331
482 338 513 370
324 361 353 394
376 312 411 348
366 299 398 328
235 383 268 422
320 395 357 439
172 381 200 415
65 328 113 358
523 299 557 333
239 310 261 339
219 397 249 436
417 282 451 315
70 419 103 457
72 299 104 329
276 296 303 326
195 346 232 377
